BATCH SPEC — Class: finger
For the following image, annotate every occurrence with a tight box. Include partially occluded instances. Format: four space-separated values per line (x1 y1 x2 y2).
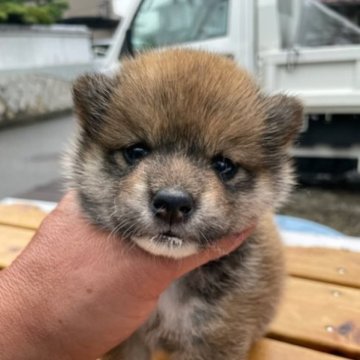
173 226 255 278
55 191 81 214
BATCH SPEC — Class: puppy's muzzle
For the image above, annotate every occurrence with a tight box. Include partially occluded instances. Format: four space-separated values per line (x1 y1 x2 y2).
151 188 194 224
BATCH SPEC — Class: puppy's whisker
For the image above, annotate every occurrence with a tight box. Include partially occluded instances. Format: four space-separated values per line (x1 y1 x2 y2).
199 229 211 248
105 222 123 243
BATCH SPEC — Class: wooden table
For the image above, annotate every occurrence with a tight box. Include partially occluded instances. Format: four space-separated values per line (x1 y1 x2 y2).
0 203 359 360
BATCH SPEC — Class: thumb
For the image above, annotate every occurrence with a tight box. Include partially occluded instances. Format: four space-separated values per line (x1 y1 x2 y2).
172 227 255 279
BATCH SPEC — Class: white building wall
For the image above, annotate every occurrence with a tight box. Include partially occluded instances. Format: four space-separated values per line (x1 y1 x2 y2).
0 25 93 71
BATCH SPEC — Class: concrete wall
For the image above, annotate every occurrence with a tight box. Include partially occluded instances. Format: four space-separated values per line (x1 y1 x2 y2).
0 25 94 126
0 73 72 125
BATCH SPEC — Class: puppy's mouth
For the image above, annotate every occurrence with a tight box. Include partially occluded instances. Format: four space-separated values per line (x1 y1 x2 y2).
131 231 199 259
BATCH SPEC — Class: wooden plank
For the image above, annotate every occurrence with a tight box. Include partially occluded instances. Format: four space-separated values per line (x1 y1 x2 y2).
0 225 34 268
148 339 355 360
250 339 351 360
287 247 360 289
1 204 359 360
269 277 360 358
1 203 359 289
0 204 47 230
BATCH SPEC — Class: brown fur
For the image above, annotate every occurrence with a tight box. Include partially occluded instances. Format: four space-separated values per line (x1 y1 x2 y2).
68 49 303 360
152 351 171 360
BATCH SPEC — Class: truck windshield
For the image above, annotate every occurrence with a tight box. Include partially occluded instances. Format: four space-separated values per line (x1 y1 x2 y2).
287 0 360 47
131 0 229 52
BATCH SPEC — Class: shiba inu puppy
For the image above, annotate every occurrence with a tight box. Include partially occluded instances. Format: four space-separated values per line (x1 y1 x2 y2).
68 49 303 360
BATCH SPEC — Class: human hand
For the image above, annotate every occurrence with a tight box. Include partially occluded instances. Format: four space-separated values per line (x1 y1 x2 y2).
0 192 252 360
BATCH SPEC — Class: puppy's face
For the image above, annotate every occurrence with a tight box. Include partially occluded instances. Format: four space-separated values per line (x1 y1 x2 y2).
69 50 303 258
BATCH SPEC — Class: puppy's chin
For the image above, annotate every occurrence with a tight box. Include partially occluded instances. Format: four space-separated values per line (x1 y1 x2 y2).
132 235 199 259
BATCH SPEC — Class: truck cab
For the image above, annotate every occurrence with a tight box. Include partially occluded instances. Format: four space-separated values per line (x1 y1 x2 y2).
102 0 360 182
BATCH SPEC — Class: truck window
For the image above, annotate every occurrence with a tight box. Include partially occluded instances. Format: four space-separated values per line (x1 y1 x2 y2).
131 0 229 52
278 0 360 48
295 0 360 47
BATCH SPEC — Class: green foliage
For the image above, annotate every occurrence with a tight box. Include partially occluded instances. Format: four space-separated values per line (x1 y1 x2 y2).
0 0 69 24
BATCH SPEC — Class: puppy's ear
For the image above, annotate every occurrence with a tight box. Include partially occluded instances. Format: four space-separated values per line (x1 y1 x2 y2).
263 94 303 148
72 73 117 136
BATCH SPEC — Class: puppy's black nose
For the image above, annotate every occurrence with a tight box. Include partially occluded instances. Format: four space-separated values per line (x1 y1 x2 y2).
151 189 194 224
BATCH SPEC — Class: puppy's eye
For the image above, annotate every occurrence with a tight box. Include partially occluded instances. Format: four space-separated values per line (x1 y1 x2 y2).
212 156 238 181
123 143 150 165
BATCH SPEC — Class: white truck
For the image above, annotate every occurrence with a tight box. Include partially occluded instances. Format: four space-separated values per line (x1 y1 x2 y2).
98 0 360 182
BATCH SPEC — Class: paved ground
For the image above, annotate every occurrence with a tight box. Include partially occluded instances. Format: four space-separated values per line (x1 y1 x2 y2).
280 186 360 237
0 115 74 199
0 114 359 237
